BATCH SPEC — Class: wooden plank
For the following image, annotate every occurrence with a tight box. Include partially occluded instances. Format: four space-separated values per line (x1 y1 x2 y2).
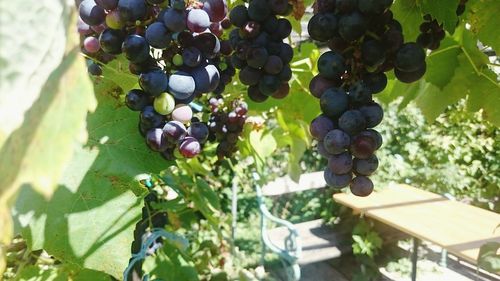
262 172 327 196
333 184 500 265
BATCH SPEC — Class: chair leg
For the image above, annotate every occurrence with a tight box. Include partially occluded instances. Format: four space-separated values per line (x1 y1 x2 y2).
440 249 447 267
411 238 419 281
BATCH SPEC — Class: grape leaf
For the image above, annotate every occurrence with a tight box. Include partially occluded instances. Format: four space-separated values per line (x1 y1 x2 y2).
420 0 459 34
143 243 199 281
468 0 500 52
391 0 423 42
99 56 139 94
13 72 170 278
0 0 70 143
425 37 461 89
415 80 463 122
15 265 112 281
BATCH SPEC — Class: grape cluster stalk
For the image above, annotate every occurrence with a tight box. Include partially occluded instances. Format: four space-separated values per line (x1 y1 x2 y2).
77 0 239 160
227 0 295 102
307 0 429 196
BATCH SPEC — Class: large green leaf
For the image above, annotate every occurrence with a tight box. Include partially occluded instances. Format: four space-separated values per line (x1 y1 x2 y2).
468 0 500 52
15 265 112 281
0 0 72 143
12 72 171 278
143 243 199 281
425 37 461 89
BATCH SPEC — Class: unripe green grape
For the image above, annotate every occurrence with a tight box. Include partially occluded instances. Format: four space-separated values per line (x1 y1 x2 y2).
106 10 124 30
153 92 176 115
172 54 183 66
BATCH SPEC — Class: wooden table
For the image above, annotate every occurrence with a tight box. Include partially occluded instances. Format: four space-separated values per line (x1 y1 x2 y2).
333 184 500 279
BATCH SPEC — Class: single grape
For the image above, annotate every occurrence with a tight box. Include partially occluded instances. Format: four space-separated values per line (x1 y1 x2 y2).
229 5 249 28
99 28 126 55
187 9 211 33
153 92 176 115
272 83 290 99
140 106 164 128
317 141 333 158
362 72 387 94
324 168 352 189
269 0 288 15
248 85 268 102
348 82 372 104
350 176 374 197
350 134 376 159
239 66 262 86
146 128 168 152
171 104 193 124
145 22 171 49
275 18 292 40
258 75 281 96
247 0 271 22
357 0 391 14
163 8 186 32
188 122 209 143
359 103 384 128
126 89 151 111
395 42 426 72
338 12 367 42
192 64 220 93
117 0 147 23
328 152 353 174
278 65 292 82
106 10 125 30
336 0 357 13
139 69 169 97
320 88 349 118
323 129 350 155
88 62 103 76
308 13 338 42
353 155 379 176
168 71 196 100
84 36 101 53
203 0 228 22
163 121 187 142
77 17 92 35
394 63 426 83
240 21 261 39
339 110 366 136
122 35 150 63
309 75 340 98
279 43 294 64
317 51 346 79
79 0 106 26
357 129 383 150
246 47 269 69
361 40 385 68
179 137 201 158
264 55 284 75
193 33 221 59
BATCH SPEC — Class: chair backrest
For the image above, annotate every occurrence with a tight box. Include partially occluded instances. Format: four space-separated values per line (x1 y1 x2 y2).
261 171 327 196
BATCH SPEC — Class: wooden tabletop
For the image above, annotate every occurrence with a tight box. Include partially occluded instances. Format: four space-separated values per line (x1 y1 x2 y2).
333 184 500 264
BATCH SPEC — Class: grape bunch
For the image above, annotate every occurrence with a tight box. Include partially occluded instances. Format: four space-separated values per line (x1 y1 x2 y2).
227 0 294 102
417 15 445 50
207 97 248 160
307 0 428 196
77 0 237 160
417 0 468 51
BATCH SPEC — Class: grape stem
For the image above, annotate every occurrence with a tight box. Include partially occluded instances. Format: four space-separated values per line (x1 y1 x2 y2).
365 31 381 41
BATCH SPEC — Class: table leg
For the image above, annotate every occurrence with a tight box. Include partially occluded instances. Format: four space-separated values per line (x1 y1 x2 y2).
411 238 420 281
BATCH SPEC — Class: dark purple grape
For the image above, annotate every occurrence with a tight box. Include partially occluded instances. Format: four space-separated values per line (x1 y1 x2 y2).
246 47 269 69
96 0 118 10
179 137 201 158
395 43 426 72
247 0 271 22
248 85 268 102
348 82 372 104
308 13 338 42
323 129 350 154
328 152 353 174
362 72 387 93
79 0 106 26
338 12 367 42
145 22 172 49
258 75 281 96
339 110 366 135
146 128 168 152
359 103 383 128
324 168 352 188
239 66 262 86
140 106 164 128
163 121 187 142
350 134 376 159
122 35 150 63
182 47 202 67
229 5 249 28
126 89 151 111
350 176 374 196
309 75 340 98
117 0 147 23
353 155 379 176
139 69 169 97
203 0 227 22
192 64 220 93
99 28 126 55
361 40 386 68
264 56 284 75
320 88 349 118
187 9 211 33
188 122 209 143
310 115 336 140
317 51 346 79
163 8 186 32
394 63 426 83
88 62 102 76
